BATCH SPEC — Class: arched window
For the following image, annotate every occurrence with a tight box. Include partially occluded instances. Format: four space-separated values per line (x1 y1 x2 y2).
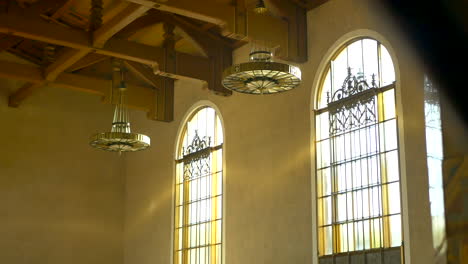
174 106 224 264
315 38 402 261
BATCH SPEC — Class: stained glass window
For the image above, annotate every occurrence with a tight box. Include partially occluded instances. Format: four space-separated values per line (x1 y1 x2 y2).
174 107 223 264
315 38 403 261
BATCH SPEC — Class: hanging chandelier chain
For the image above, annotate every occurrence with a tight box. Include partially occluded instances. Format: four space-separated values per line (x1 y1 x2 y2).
90 59 150 152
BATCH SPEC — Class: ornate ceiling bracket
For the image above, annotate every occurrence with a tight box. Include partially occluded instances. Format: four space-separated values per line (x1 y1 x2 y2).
154 10 235 96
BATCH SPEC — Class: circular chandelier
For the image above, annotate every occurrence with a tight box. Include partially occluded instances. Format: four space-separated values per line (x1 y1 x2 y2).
90 64 150 153
222 48 301 94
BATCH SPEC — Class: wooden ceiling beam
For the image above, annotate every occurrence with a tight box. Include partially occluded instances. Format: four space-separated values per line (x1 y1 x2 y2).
93 3 151 48
155 10 234 49
50 0 75 19
9 82 44 107
288 0 329 10
44 48 91 81
154 11 232 95
1 59 154 111
2 2 155 106
287 0 308 9
305 0 329 10
124 60 160 88
0 34 22 52
115 13 164 39
67 53 108 72
0 13 88 49
125 0 227 28
0 12 212 74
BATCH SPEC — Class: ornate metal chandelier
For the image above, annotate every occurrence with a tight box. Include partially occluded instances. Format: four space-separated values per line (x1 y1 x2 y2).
222 46 301 94
90 63 150 153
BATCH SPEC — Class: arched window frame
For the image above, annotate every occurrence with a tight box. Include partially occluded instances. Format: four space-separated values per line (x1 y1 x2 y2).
313 37 404 262
173 103 224 264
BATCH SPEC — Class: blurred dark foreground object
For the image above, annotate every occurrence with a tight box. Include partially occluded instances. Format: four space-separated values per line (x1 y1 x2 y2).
376 0 468 124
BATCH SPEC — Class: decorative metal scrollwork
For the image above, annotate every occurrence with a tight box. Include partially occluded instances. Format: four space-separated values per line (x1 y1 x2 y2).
182 131 212 180
328 67 379 135
183 131 211 156
328 67 377 104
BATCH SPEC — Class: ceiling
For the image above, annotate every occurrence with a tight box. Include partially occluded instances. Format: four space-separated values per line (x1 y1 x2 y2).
0 0 329 121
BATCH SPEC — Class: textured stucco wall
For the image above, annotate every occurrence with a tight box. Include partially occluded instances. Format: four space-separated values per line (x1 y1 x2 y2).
0 80 124 264
124 1 434 264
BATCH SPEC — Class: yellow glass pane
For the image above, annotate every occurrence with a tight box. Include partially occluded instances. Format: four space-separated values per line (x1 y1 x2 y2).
216 149 223 172
216 196 222 219
387 182 401 214
318 197 334 227
175 228 182 250
318 227 325 255
216 220 222 243
216 245 222 263
371 218 382 248
318 198 324 226
335 224 349 252
324 226 333 255
216 172 223 196
174 251 182 264
175 206 183 228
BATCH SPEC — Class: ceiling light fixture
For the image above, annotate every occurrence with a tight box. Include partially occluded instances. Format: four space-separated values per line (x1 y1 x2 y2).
222 44 301 94
90 62 150 153
253 0 268 14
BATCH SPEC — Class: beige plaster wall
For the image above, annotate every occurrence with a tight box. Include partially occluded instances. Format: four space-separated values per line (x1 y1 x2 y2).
0 82 124 264
124 1 434 264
